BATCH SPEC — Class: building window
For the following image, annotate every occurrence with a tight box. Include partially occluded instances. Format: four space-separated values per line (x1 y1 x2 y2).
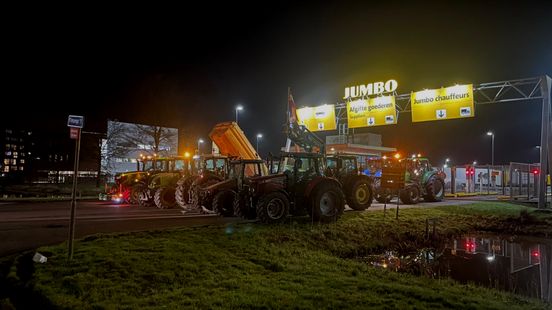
11 159 17 165
10 166 17 171
5 129 12 134
5 151 11 156
19 166 24 171
3 166 8 172
20 159 25 164
3 159 8 165
11 145 17 150
5 144 10 150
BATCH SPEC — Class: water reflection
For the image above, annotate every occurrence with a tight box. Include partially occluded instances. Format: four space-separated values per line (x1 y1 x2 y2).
360 235 552 302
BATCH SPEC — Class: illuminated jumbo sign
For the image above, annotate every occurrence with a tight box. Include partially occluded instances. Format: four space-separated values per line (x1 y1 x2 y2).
411 84 474 122
344 79 398 99
347 96 397 128
296 104 337 132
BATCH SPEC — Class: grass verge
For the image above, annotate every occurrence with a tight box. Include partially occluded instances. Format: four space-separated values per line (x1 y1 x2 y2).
5 202 552 309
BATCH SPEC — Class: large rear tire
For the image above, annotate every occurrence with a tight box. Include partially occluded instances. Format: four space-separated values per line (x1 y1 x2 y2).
138 188 153 207
212 190 236 217
399 185 420 205
175 176 196 208
424 177 445 202
233 193 256 219
309 182 345 223
154 186 177 209
347 179 373 211
257 191 290 224
190 177 222 210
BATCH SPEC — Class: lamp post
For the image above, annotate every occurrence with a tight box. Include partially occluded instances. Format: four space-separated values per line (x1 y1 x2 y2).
256 133 263 153
235 105 243 124
486 131 494 166
197 139 204 154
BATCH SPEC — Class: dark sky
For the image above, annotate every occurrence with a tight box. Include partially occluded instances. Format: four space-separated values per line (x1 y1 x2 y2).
3 1 552 165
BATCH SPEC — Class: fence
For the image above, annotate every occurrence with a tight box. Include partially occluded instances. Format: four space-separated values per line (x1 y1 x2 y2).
443 162 547 201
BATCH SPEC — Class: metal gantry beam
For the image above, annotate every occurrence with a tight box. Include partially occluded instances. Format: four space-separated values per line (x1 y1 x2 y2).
333 76 550 208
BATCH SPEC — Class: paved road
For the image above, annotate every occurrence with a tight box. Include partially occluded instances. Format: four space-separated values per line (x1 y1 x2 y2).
0 199 474 257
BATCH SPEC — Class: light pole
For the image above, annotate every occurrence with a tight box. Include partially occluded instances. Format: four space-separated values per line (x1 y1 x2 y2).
256 133 263 153
197 139 204 154
487 131 494 166
235 105 243 124
444 158 450 168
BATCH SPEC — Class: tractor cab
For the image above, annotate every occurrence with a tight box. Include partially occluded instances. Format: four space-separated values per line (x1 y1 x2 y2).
325 155 358 179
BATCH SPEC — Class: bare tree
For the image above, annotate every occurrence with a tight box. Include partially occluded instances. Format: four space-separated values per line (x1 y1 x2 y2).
126 124 177 156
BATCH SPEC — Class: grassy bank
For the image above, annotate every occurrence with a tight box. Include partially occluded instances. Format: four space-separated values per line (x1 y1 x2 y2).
6 202 552 309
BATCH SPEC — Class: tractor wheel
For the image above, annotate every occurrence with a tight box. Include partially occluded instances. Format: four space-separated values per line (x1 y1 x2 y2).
233 193 256 219
154 186 177 209
424 177 445 202
256 192 290 224
129 184 142 205
309 182 345 223
347 179 373 211
138 188 153 207
399 185 420 205
374 187 393 203
175 176 196 208
191 178 221 210
212 190 236 217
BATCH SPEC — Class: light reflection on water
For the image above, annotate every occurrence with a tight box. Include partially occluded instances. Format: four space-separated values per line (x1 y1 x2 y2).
359 235 552 302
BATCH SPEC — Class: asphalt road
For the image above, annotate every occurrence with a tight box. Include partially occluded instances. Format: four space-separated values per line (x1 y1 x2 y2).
0 198 474 257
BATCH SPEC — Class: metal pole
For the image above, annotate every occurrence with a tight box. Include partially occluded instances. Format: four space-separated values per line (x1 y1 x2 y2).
68 128 81 260
487 165 491 195
256 136 259 152
492 134 495 167
538 75 551 208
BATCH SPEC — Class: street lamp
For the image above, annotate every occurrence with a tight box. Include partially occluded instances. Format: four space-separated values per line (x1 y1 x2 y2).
473 161 477 166
486 131 494 166
256 133 263 153
197 139 204 154
235 105 243 124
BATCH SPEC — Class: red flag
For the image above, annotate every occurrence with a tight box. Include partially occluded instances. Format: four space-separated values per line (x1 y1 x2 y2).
288 88 297 124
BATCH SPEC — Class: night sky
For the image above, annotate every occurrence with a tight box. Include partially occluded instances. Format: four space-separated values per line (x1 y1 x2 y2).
4 1 551 166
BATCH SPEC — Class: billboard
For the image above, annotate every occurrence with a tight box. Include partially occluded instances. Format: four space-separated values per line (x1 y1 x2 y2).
411 84 474 122
347 95 397 128
296 104 337 132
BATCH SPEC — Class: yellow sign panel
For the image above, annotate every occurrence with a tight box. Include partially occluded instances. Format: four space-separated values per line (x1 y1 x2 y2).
411 84 474 122
347 95 397 128
296 104 336 132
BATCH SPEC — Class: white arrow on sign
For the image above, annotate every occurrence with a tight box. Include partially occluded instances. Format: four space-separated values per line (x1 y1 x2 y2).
436 109 447 119
367 117 375 125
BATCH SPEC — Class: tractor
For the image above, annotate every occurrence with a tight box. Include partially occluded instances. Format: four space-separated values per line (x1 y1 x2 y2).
325 154 373 211
105 157 165 204
193 159 269 216
136 157 191 208
233 152 346 224
378 156 445 204
174 154 230 209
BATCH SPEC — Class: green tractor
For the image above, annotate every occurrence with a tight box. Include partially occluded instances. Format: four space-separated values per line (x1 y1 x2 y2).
378 156 445 204
105 157 166 204
175 155 230 209
137 157 191 209
325 154 373 211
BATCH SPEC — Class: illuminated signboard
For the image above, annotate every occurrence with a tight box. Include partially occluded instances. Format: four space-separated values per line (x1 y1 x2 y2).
411 84 474 122
296 104 337 132
347 95 397 128
344 79 398 99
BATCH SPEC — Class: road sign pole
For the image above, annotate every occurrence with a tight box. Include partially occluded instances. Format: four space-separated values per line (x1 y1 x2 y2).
538 76 551 208
68 127 81 260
